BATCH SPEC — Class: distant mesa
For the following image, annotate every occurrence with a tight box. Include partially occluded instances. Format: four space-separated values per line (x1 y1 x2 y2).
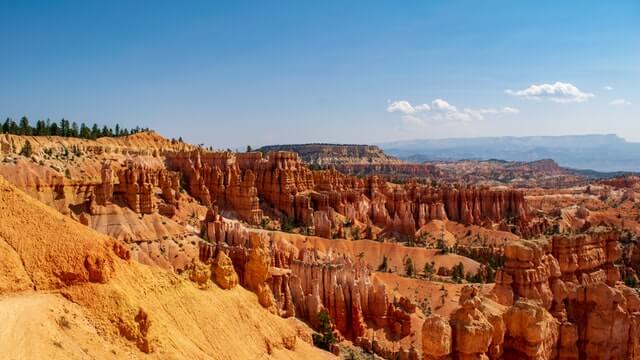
257 143 403 166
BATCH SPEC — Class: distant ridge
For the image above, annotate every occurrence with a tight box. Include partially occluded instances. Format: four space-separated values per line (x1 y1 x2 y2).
379 134 640 172
257 143 402 165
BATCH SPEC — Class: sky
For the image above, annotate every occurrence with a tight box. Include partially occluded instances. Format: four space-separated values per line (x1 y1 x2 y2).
0 1 638 149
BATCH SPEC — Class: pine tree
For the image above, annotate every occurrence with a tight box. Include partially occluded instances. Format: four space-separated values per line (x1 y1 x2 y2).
452 262 465 283
312 311 336 351
60 119 70 136
80 123 90 139
424 261 435 280
9 120 18 134
19 116 31 135
49 122 59 136
115 124 120 136
90 124 100 139
2 118 9 133
404 257 415 277
35 120 46 135
71 122 79 137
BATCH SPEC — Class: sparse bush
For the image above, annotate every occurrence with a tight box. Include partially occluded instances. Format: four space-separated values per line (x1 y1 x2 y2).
19 140 33 157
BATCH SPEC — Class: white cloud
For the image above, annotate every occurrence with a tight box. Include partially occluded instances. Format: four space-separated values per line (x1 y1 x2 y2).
387 99 519 126
432 98 458 112
506 81 594 103
386 100 416 114
609 99 631 106
603 85 614 91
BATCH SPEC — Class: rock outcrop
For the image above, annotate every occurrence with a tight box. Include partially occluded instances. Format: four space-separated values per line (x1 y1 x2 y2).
92 160 181 215
165 151 263 224
200 214 422 357
427 227 640 360
171 149 538 238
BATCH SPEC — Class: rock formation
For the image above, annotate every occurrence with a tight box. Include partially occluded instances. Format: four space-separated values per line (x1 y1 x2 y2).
165 151 263 224
92 160 181 215
168 149 540 238
200 214 422 357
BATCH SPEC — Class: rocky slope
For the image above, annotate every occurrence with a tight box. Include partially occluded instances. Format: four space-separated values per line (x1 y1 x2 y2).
0 174 333 359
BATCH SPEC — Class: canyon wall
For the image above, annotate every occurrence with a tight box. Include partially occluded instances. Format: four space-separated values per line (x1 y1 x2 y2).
168 149 538 238
423 227 640 360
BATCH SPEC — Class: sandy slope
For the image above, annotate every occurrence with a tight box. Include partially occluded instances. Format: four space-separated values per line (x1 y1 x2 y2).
0 175 334 359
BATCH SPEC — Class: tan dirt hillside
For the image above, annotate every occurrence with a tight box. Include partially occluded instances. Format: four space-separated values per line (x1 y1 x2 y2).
0 175 334 360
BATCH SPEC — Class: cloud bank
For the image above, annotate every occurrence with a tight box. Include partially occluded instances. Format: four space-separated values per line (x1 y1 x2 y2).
387 99 518 126
506 82 594 103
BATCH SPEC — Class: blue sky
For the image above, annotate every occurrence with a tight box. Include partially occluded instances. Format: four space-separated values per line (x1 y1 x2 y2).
0 1 638 149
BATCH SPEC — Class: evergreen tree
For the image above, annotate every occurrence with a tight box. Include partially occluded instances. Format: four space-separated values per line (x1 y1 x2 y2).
9 119 17 134
60 119 70 136
49 122 59 136
115 124 120 136
90 124 100 139
424 261 435 280
404 257 415 277
35 120 46 135
71 122 79 137
19 116 31 135
2 118 9 133
312 311 336 351
451 262 465 283
80 123 90 139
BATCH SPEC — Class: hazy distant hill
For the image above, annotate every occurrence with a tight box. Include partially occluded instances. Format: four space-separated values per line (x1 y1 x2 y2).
379 134 640 172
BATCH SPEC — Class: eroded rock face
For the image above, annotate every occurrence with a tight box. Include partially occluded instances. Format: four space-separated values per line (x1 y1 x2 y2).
212 251 238 290
422 314 452 360
168 149 539 238
486 227 640 360
450 286 502 359
165 151 263 224
503 300 559 360
199 215 421 357
93 160 181 215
